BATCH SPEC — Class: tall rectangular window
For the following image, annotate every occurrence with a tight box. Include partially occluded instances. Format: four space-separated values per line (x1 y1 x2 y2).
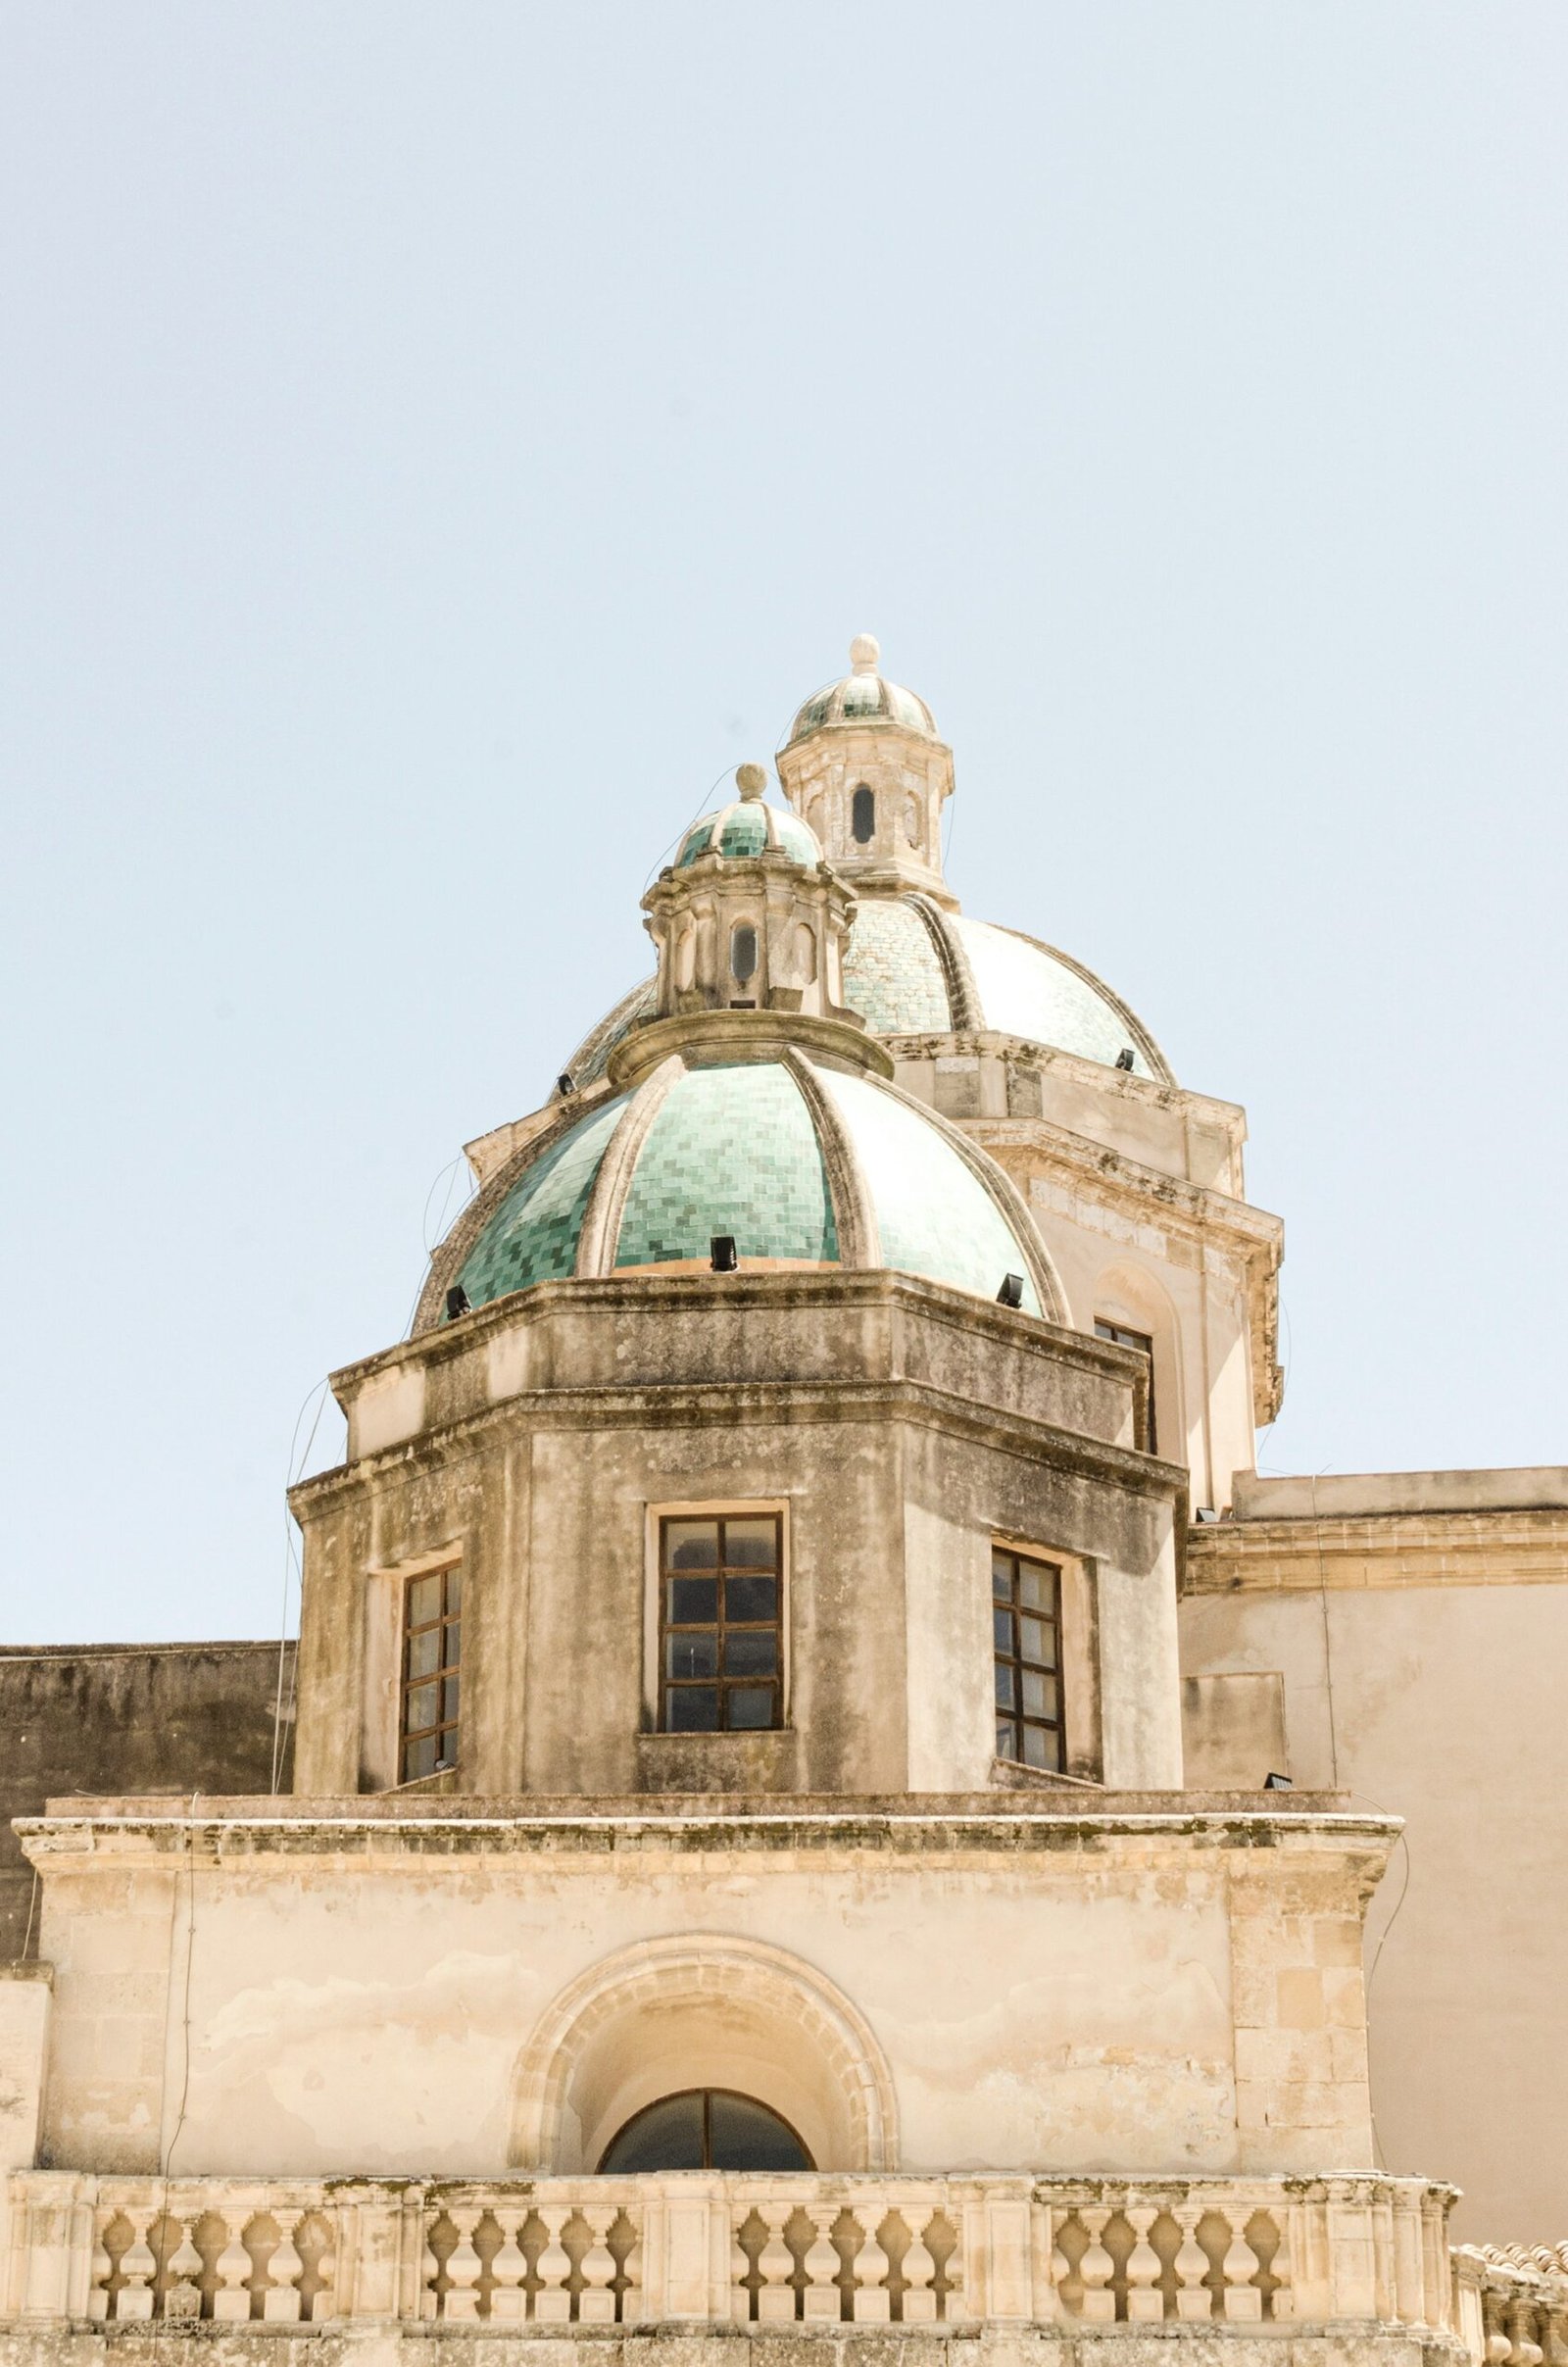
993 1547 1063 1772
401 1563 462 1780
660 1513 782 1733
1095 1318 1158 1455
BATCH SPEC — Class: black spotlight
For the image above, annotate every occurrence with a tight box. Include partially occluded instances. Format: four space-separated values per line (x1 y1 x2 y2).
556 1071 575 1097
1263 1771 1294 1792
445 1284 470 1321
997 1272 1024 1308
710 1235 739 1272
1115 1047 1135 1071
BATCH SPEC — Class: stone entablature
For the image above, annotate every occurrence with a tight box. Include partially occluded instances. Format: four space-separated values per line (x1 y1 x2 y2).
1186 1506 1568 1596
3 2169 1459 2344
15 1797 1391 2184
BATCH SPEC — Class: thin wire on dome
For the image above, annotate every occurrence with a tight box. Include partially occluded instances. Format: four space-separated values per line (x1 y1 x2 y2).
641 760 746 894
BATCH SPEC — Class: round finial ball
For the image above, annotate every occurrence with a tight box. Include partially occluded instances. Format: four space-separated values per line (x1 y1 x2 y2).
735 762 768 801
850 633 881 675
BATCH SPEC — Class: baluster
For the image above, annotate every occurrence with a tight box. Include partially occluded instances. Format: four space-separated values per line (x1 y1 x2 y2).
803 2205 842 2322
851 2205 891 2324
117 2209 158 2323
212 2211 254 2324
534 2206 573 2324
757 2200 797 2323
262 2208 305 2323
1221 2211 1263 2322
489 2209 528 2323
311 2214 338 2324
579 2204 618 2325
442 2208 484 2322
1510 2301 1545 2367
620 2213 645 2327
1173 2206 1212 2321
1269 2211 1294 2322
419 2212 441 2323
902 2206 939 2326
1078 2208 1116 2324
944 2216 965 2324
165 2217 204 2321
1126 2207 1163 2323
729 2211 752 2326
87 2216 113 2322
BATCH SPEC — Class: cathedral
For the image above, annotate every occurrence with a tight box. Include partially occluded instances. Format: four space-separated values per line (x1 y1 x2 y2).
2 636 1564 2364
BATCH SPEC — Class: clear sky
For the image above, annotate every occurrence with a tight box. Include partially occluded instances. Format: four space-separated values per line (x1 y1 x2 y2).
2 5 1563 1644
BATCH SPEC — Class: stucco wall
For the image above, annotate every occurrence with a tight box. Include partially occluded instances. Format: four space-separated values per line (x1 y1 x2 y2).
1181 1488 1568 2244
21 1800 1385 2183
0 1646 294 1963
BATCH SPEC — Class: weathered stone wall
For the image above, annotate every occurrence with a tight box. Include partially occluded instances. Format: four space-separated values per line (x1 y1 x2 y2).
293 1272 1183 1800
18 1796 1387 2182
0 1645 294 1962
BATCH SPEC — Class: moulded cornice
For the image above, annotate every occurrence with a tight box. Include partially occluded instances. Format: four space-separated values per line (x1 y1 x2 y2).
291 1369 1191 1519
605 1006 893 1089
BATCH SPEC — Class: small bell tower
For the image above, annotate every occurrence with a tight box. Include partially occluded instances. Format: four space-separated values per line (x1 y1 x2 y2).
775 635 956 906
642 763 859 1019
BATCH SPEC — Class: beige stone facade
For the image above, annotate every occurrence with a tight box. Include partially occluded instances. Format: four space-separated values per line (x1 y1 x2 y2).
2 637 1560 2364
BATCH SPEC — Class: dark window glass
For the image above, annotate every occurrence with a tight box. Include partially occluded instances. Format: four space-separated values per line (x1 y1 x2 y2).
659 1513 782 1733
401 1563 462 1781
851 784 876 844
993 1548 1063 1774
599 2089 812 2173
731 922 758 984
1095 1319 1158 1455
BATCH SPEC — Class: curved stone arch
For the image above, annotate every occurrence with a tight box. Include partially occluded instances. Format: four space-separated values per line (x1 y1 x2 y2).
1092 1256 1185 1463
509 1934 900 2174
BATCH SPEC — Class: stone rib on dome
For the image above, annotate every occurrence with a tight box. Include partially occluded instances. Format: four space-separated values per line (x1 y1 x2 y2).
435 1053 1048 1326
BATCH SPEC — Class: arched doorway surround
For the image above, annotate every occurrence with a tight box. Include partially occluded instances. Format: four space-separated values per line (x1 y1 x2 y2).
508 1934 900 2172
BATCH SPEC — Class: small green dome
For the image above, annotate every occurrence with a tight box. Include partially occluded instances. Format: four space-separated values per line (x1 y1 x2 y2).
785 633 938 747
439 1054 1046 1325
676 766 820 870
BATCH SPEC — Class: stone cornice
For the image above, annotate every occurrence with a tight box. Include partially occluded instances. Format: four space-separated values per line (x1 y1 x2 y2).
17 1791 1398 1876
292 1368 1188 1517
968 1108 1283 1266
1185 1506 1568 1595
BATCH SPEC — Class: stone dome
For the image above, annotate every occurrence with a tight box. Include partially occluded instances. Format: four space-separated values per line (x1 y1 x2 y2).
564 893 1170 1089
785 633 939 747
676 763 820 870
435 1051 1048 1325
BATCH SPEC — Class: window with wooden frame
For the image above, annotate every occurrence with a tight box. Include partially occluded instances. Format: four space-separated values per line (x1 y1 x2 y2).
660 1512 781 1733
993 1547 1063 1772
1095 1318 1158 1455
401 1563 462 1780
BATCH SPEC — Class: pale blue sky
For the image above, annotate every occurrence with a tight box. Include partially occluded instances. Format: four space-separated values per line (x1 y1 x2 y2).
2 5 1563 1642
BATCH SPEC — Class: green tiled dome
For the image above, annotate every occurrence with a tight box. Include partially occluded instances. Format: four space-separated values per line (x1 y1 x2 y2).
677 798 819 870
439 1054 1044 1322
785 634 938 746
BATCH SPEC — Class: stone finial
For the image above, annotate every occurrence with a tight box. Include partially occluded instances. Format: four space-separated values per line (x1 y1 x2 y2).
849 633 880 675
735 763 767 801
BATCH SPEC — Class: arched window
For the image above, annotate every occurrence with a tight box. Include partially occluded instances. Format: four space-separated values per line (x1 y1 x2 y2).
730 921 758 985
598 2088 812 2173
851 784 875 844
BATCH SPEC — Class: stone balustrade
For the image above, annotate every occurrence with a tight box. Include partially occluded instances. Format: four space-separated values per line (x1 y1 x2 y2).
3 2171 1456 2338
1453 2244 1568 2366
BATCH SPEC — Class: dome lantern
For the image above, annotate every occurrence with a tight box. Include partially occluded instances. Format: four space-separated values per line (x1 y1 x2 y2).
644 764 859 1024
776 635 956 907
